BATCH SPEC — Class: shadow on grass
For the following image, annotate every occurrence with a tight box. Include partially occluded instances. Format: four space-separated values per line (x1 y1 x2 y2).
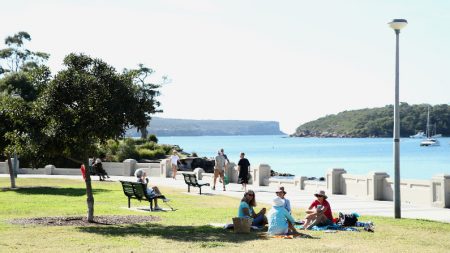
77 223 266 243
2 187 109 196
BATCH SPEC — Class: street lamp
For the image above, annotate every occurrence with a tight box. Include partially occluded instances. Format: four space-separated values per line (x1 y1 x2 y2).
388 18 407 219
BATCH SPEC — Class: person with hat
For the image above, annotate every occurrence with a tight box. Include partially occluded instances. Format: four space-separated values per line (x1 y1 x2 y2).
276 186 291 214
267 197 299 235
302 190 333 229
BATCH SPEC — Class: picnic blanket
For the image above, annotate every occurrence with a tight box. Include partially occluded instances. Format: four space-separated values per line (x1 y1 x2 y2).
272 233 313 239
295 224 359 232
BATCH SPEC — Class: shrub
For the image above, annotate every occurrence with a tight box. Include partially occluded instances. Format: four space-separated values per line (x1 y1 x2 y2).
117 139 139 161
140 142 157 150
148 134 158 143
137 147 166 159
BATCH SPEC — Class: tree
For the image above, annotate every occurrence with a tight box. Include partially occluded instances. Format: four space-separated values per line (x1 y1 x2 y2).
125 64 167 139
0 32 50 188
39 53 163 222
0 31 49 75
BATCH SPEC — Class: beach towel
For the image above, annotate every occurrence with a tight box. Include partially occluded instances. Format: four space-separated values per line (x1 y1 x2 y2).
295 224 359 232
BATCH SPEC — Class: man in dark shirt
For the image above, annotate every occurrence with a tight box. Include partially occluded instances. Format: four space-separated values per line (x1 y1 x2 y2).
237 152 250 192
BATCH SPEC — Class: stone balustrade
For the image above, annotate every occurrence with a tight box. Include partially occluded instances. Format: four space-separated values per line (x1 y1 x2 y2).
1 159 449 208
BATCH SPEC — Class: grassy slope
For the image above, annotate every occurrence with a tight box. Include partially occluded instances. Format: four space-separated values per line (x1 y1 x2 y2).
1 178 449 253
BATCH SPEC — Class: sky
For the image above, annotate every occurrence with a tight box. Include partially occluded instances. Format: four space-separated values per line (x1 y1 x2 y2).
1 0 449 133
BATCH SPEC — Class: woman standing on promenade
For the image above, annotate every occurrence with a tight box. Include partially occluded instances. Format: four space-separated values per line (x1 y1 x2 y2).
238 152 250 192
171 150 180 179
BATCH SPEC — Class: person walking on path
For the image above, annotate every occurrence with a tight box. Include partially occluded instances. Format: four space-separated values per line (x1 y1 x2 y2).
237 152 250 192
213 150 226 191
219 148 229 184
276 186 291 214
171 150 180 180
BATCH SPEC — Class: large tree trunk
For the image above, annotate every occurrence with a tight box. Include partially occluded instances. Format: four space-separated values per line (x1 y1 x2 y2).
84 156 95 222
7 156 16 188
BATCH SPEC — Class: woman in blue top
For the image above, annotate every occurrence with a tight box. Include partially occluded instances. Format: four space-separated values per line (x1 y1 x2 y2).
238 190 267 227
267 197 299 235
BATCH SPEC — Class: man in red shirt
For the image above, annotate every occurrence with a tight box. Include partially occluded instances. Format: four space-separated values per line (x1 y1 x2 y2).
303 190 333 229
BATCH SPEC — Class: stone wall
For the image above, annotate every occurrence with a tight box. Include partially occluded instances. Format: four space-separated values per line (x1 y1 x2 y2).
2 159 449 209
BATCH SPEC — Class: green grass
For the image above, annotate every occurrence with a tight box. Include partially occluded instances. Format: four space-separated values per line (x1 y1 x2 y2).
1 178 450 253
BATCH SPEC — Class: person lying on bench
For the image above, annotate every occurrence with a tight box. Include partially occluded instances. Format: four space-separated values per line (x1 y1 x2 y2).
302 190 333 229
135 169 169 211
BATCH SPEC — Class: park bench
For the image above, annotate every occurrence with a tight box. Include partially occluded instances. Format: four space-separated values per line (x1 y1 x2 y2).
119 181 165 211
182 173 210 195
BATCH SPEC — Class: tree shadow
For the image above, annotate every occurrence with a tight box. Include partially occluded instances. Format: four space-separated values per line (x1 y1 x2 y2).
2 186 109 196
77 223 266 243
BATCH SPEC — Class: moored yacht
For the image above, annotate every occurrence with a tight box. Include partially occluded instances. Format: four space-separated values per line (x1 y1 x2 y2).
410 131 425 138
420 107 440 147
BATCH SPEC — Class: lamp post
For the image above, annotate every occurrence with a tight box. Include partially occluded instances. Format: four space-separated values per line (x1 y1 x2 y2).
388 19 407 219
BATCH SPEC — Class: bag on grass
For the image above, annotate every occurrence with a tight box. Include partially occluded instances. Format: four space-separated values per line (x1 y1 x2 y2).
338 212 358 226
224 175 230 185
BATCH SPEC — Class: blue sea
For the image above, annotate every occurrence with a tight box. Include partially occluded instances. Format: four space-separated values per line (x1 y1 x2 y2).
158 135 450 180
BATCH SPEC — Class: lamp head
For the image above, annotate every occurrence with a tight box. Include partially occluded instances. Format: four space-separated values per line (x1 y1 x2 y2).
389 19 408 31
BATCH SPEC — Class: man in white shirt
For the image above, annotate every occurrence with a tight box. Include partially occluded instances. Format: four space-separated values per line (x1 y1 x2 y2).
213 150 226 191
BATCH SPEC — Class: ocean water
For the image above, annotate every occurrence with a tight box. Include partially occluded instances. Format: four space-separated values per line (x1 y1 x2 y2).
158 135 450 180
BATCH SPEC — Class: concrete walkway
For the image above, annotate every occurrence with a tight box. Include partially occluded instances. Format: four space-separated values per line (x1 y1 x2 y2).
2 174 450 223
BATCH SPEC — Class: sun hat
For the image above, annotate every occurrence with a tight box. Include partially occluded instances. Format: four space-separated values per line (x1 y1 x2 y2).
275 186 287 194
272 197 285 207
314 190 328 199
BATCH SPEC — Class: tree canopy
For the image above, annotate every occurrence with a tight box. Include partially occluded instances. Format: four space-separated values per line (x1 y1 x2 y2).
294 103 450 137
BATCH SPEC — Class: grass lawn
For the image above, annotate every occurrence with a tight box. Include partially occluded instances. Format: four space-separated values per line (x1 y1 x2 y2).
1 178 450 253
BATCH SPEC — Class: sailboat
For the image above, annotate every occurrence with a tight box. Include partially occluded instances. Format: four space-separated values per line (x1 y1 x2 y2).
420 107 440 147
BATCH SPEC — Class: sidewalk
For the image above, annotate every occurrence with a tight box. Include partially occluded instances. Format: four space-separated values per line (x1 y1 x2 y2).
2 174 450 223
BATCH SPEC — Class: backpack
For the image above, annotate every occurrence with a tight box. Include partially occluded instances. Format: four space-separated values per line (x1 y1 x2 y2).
338 212 358 226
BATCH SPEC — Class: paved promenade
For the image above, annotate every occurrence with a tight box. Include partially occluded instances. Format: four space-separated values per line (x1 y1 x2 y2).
2 174 450 223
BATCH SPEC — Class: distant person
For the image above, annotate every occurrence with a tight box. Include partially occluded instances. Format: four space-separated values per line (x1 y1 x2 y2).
92 154 109 181
267 197 299 235
171 150 180 179
220 148 230 164
302 190 333 229
219 148 230 183
276 186 291 214
237 152 250 192
213 150 226 191
238 190 267 227
135 169 169 211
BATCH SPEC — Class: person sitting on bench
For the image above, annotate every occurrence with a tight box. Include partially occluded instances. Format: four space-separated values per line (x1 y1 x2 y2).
135 169 169 211
92 154 110 181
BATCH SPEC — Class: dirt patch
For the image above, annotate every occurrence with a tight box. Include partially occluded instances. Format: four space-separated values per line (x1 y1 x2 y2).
9 215 161 226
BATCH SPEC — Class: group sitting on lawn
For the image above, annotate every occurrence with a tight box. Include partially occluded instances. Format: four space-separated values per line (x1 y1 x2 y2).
236 188 337 235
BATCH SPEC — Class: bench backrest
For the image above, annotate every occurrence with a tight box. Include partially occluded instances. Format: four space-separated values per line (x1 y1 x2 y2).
188 174 200 186
120 181 135 198
132 182 146 200
182 173 192 185
120 181 147 201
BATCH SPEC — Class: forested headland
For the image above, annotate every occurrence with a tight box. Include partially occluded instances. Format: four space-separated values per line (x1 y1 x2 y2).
293 103 450 138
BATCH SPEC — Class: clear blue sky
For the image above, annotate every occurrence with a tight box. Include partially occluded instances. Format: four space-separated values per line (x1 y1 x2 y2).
1 0 449 133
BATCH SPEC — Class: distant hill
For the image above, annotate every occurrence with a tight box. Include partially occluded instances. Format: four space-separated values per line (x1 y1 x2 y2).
293 103 450 138
126 117 285 137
